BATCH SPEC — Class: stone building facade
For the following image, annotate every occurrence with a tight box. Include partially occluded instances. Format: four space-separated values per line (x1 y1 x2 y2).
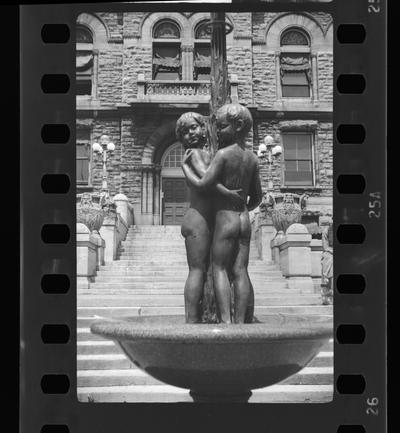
76 11 333 226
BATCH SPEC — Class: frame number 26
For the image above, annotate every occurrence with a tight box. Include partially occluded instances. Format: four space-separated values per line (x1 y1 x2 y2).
366 397 379 416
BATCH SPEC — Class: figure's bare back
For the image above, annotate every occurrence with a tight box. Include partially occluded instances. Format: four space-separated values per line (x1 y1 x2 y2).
214 145 257 210
219 145 257 195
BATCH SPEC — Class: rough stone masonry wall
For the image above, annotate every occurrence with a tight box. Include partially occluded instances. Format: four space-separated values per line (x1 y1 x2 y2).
123 41 152 101
254 119 333 197
119 117 144 203
251 12 333 107
96 44 123 104
227 44 253 106
317 53 333 102
76 118 123 196
94 13 123 104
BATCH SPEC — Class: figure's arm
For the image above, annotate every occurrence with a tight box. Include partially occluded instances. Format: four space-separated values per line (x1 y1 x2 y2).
247 159 263 211
182 149 225 191
187 149 243 202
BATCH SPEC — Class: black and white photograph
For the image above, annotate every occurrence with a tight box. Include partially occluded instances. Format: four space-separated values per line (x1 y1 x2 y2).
75 8 334 403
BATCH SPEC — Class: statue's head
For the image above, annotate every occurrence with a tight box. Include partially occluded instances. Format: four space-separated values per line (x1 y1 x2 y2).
175 112 207 150
216 103 253 148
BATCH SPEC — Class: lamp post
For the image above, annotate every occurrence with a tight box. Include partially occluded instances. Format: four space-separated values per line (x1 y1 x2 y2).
92 134 115 200
257 134 282 190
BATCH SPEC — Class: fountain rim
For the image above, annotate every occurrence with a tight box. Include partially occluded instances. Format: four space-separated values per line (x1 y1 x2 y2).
90 314 333 343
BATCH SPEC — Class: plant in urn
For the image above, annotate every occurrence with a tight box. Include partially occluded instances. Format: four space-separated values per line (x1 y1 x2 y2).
261 192 308 234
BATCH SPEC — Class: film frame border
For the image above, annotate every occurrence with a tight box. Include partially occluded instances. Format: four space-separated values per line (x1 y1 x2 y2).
20 1 386 432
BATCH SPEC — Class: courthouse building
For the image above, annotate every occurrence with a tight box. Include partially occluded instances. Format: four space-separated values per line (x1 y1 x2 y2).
76 11 333 226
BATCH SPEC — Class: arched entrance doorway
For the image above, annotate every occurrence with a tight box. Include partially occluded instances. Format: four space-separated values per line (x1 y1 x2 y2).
160 142 189 225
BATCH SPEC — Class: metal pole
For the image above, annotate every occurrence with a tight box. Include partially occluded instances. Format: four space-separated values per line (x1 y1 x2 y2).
208 12 230 156
102 149 108 192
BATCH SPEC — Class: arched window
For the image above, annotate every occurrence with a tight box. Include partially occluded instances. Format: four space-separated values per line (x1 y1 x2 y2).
194 21 211 81
162 142 185 169
280 28 311 98
281 29 309 46
76 25 94 96
153 20 180 39
152 20 181 80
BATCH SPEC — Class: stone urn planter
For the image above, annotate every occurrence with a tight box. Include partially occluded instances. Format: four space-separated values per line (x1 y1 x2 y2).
260 192 308 234
77 192 116 232
91 313 332 402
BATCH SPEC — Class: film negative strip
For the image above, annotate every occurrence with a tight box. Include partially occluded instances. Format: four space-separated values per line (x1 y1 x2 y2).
20 0 386 432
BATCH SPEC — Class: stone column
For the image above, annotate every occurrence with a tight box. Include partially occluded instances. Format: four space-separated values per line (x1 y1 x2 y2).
77 223 98 289
310 238 323 293
311 52 319 101
310 239 323 278
91 231 105 270
230 73 239 103
279 223 313 292
275 52 282 100
99 211 118 263
137 72 146 99
140 166 155 225
113 193 131 226
153 166 162 225
259 223 277 263
181 45 194 81
271 231 285 266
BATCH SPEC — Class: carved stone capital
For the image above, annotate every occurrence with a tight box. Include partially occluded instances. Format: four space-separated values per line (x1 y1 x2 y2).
181 44 194 52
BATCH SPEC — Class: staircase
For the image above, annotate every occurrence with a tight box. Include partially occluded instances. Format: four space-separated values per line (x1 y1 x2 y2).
77 225 333 403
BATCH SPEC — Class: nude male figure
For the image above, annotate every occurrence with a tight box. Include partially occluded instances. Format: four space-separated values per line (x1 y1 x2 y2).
176 112 243 323
182 104 263 323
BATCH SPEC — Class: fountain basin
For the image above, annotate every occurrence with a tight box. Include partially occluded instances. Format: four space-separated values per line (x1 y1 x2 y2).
91 314 332 402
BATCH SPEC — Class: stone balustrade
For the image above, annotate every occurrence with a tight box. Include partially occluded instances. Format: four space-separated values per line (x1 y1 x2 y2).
77 193 135 288
77 223 98 289
136 72 239 103
278 224 314 293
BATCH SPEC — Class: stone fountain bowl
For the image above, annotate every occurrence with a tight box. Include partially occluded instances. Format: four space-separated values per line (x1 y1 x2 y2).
91 314 332 402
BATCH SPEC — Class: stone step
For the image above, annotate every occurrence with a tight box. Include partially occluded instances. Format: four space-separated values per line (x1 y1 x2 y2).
77 294 321 308
120 245 186 248
78 288 313 296
99 264 278 271
98 264 279 271
77 366 334 388
77 323 333 342
88 282 290 291
76 339 334 355
77 383 333 403
76 349 333 371
93 275 286 283
79 330 333 350
95 268 282 275
77 305 332 317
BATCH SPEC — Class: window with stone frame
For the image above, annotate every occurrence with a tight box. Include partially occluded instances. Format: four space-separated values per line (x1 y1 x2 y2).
152 20 182 80
282 132 314 186
280 28 311 98
193 21 211 81
76 129 91 185
162 142 185 168
76 26 95 96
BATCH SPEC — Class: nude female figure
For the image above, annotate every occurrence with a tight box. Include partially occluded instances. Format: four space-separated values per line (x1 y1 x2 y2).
176 112 243 323
182 104 263 324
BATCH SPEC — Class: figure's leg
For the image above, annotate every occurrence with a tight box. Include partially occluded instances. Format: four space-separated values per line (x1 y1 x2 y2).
212 211 240 323
232 212 252 324
244 281 254 323
182 211 211 323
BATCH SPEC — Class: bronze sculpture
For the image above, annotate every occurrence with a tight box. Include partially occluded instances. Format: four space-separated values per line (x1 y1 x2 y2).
176 112 243 323
181 103 263 323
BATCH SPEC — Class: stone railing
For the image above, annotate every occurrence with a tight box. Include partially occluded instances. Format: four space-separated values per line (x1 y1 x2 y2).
136 73 239 103
76 193 135 288
269 223 327 295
